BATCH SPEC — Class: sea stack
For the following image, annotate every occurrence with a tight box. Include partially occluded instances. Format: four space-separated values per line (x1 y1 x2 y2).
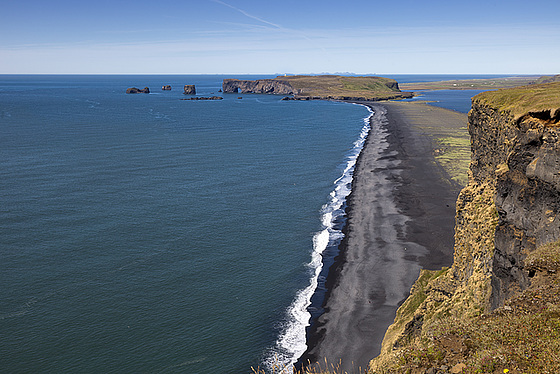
162 85 172 91
126 87 150 94
184 85 196 95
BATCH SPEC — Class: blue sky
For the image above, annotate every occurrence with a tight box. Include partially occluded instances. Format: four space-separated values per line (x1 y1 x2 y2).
1 0 559 74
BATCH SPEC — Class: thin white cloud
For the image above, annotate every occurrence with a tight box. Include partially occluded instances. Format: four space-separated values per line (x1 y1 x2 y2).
211 0 284 30
210 0 315 43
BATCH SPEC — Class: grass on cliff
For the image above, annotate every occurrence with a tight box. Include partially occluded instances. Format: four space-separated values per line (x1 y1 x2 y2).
389 268 450 340
369 241 560 374
275 75 410 100
474 81 560 122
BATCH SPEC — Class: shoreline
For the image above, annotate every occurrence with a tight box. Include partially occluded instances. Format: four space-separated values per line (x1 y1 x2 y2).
297 101 467 372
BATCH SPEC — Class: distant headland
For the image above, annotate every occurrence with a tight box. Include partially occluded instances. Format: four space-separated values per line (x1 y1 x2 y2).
222 75 414 101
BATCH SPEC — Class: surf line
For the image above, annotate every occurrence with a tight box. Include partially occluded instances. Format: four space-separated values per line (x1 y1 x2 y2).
265 104 374 371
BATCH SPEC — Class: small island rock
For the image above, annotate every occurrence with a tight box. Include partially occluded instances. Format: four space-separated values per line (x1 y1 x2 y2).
126 87 150 94
162 85 172 91
184 85 196 95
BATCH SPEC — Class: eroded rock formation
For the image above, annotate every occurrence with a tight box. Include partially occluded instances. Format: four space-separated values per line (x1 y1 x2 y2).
473 102 560 308
222 79 295 94
126 87 150 94
183 85 196 95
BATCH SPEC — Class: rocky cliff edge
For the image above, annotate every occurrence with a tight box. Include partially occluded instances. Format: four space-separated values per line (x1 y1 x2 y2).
369 82 560 373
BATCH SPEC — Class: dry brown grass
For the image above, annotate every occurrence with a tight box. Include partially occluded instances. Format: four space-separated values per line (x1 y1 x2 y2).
369 241 560 374
473 82 560 122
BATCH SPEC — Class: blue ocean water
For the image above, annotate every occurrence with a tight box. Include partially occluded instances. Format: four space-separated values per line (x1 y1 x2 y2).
0 74 492 373
0 75 370 373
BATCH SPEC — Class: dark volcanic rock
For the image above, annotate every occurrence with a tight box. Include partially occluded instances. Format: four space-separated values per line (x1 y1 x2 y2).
126 87 150 94
222 79 295 94
467 91 560 309
162 85 172 91
184 85 196 95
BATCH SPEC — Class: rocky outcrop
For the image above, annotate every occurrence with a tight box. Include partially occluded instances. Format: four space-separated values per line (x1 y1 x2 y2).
126 87 150 94
369 82 560 372
471 96 560 308
222 79 295 94
183 85 196 95
162 85 172 91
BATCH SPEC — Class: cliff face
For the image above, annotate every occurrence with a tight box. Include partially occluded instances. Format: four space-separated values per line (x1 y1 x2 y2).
183 85 196 94
222 79 295 94
469 93 560 308
369 82 560 373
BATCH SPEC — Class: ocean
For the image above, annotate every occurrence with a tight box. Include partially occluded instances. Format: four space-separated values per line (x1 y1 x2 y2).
0 74 500 373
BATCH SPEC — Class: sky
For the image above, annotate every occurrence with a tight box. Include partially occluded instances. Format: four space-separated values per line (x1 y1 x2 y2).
1 0 559 74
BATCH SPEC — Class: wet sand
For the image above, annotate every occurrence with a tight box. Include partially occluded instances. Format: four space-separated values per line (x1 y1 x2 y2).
298 101 467 373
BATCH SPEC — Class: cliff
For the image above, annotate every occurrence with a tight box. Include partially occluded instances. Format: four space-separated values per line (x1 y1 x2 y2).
222 75 413 101
369 82 560 373
222 78 295 94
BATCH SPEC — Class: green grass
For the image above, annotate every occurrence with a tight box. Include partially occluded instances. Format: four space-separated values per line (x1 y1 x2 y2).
526 240 560 272
400 76 539 91
401 268 449 318
474 81 560 121
434 136 471 186
340 76 399 92
429 306 560 373
371 241 560 374
274 75 411 100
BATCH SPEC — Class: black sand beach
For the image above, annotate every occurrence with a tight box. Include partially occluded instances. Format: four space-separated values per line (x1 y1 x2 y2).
299 102 468 373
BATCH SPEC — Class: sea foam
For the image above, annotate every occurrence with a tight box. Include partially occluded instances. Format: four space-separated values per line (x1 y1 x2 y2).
265 105 373 372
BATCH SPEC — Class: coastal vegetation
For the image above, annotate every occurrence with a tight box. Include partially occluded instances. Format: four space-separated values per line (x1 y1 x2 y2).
279 75 410 100
400 74 560 92
474 82 560 121
383 101 470 187
222 75 414 101
399 76 539 91
433 136 470 186
369 240 560 374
